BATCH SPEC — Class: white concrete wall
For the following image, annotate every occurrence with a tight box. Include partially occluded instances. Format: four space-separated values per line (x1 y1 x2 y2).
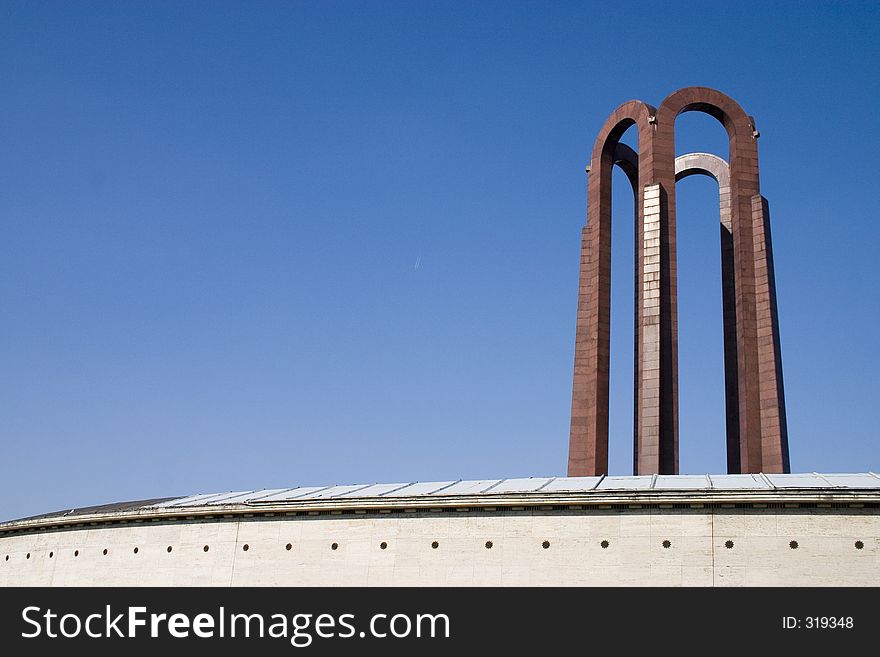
1 507 877 586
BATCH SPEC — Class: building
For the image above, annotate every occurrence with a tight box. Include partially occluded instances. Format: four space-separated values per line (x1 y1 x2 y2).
1 474 878 586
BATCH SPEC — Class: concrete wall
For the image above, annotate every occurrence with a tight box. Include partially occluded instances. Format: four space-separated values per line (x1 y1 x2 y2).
1 506 878 586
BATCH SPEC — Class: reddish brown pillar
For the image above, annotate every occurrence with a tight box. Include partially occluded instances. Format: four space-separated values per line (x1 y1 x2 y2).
751 195 790 472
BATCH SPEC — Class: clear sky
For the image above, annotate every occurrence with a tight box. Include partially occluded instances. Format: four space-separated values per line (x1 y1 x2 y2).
1 1 878 521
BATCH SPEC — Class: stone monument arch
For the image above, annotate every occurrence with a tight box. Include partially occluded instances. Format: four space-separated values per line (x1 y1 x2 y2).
568 87 789 477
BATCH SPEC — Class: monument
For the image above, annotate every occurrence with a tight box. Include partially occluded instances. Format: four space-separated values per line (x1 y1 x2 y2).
568 87 790 477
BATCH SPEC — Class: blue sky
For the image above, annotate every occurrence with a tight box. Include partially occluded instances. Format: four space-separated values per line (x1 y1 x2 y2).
1 1 878 521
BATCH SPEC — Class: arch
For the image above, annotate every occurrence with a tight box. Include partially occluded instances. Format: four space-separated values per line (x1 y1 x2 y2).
675 152 731 230
658 86 758 141
654 87 788 473
652 88 758 473
675 152 729 185
569 100 656 477
657 88 758 232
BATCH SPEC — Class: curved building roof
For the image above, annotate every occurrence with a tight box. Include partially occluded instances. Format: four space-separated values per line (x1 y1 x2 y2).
148 472 880 509
3 472 880 532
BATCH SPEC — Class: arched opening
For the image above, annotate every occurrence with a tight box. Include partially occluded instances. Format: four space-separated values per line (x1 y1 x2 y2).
674 172 727 473
669 108 736 474
671 111 736 474
608 128 638 473
674 112 729 160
